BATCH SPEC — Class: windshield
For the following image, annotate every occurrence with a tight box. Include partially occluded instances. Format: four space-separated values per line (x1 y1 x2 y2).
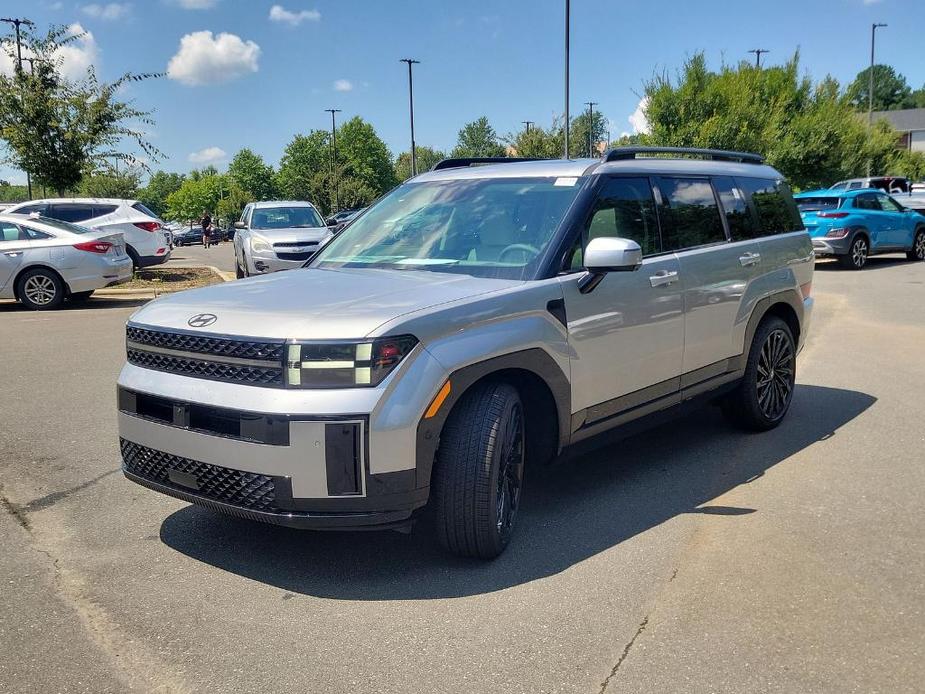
26 216 95 235
251 206 324 229
312 177 583 279
796 197 843 212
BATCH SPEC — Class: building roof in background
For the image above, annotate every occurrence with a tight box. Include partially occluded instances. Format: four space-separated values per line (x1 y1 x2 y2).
870 108 925 132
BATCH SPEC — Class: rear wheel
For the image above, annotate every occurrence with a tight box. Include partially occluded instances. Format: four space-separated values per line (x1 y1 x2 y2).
907 229 925 261
126 246 141 270
722 316 796 431
17 268 66 310
838 235 868 270
432 382 525 559
69 290 94 302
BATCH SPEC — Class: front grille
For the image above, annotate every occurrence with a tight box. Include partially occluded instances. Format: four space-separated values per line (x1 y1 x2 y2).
126 348 283 386
121 439 279 512
126 325 284 361
276 251 313 261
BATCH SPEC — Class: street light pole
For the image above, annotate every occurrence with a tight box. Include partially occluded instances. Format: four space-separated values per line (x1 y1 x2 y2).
522 120 534 134
2 16 35 199
324 108 341 213
563 0 570 159
868 22 887 176
748 48 769 68
584 101 598 157
400 58 420 176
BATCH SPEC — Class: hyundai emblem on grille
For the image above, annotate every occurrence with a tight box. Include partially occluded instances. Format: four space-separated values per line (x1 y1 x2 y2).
187 313 218 328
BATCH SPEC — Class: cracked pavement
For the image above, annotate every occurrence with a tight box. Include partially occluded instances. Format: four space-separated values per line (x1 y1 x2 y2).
1 258 923 693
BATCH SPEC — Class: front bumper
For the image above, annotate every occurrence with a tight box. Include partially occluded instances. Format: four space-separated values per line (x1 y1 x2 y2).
247 253 311 274
136 251 171 268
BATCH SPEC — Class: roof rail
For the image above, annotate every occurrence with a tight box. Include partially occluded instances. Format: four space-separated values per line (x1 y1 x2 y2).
431 157 546 171
603 146 765 165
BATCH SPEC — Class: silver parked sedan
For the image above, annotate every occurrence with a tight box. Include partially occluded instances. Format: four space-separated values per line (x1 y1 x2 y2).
0 213 133 310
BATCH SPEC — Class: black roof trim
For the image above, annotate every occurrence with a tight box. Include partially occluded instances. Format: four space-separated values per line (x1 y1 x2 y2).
431 157 547 171
603 147 765 165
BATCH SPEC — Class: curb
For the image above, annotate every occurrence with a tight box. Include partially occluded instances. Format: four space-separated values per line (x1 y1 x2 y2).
94 265 231 299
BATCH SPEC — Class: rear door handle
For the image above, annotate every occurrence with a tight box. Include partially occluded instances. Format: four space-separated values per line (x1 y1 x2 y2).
649 270 679 287
739 252 761 267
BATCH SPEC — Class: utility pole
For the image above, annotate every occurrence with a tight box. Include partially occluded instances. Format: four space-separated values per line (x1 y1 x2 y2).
868 22 887 176
522 120 534 134
584 101 598 157
324 108 341 213
2 17 35 199
400 58 420 175
747 49 769 68
563 0 570 159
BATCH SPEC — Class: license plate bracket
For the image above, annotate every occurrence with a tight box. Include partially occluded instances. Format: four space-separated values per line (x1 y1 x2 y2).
167 468 200 490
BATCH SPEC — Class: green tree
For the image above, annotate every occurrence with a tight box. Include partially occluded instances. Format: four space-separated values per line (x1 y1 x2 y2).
165 175 224 223
642 53 900 190
137 170 186 217
0 24 161 194
394 145 446 181
568 110 608 157
77 169 141 198
215 179 251 227
507 120 563 158
227 148 276 201
451 116 506 158
337 116 396 198
276 130 331 207
0 181 31 203
846 65 915 112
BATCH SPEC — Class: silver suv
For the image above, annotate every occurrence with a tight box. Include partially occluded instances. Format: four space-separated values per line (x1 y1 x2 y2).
117 147 814 558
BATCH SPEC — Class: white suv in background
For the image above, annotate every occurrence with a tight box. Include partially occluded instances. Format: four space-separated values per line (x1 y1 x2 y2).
5 198 170 268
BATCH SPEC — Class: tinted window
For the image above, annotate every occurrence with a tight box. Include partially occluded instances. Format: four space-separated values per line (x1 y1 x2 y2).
10 203 46 215
796 197 843 212
585 177 660 256
847 181 863 190
24 216 93 235
877 194 903 212
50 203 95 222
854 194 881 211
713 176 755 240
656 177 725 250
737 177 803 234
131 202 158 218
0 222 21 241
94 204 119 217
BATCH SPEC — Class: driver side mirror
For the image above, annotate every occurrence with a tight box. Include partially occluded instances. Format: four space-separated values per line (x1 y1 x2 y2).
234 221 246 229
578 237 643 294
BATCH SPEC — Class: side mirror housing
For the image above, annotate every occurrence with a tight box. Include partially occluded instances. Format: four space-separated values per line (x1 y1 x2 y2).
234 221 246 229
579 237 643 294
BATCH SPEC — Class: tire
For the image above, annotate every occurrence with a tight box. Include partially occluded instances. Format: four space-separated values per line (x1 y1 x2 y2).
126 246 141 270
431 382 525 559
838 235 868 270
722 316 796 432
235 258 245 279
907 229 925 261
16 268 66 310
69 290 94 302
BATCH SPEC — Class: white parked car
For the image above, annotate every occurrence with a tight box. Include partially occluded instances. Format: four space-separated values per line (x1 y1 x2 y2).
4 198 170 269
0 213 133 310
233 201 332 278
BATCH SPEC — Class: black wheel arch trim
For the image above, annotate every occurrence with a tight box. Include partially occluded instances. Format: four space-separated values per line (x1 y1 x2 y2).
414 348 571 488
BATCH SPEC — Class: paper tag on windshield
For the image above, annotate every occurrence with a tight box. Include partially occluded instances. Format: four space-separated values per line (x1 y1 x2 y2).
554 177 578 187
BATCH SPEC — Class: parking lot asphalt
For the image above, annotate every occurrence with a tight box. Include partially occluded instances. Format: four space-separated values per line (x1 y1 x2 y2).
164 240 236 273
1 256 923 693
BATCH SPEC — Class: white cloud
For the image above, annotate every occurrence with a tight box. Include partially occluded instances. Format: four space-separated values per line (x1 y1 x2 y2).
81 3 130 20
628 96 650 135
48 1 65 9
167 31 260 86
333 79 353 92
1 23 101 80
175 0 218 8
862 0 884 5
188 146 227 164
269 5 321 26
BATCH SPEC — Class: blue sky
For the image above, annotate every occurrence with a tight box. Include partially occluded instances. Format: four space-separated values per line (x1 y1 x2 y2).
2 0 924 185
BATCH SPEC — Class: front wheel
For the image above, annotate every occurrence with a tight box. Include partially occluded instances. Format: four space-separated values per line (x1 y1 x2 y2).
838 235 868 270
907 229 925 261
722 316 796 431
431 382 525 559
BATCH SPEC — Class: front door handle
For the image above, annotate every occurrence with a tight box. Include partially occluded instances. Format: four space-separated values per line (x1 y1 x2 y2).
2 250 23 257
649 270 679 287
739 252 761 267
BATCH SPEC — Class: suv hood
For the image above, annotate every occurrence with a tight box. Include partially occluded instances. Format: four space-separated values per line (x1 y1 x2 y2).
251 227 331 244
129 267 521 339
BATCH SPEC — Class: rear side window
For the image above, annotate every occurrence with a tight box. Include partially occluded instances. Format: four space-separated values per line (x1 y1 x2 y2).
94 204 119 217
737 177 803 235
713 176 755 240
656 177 726 250
49 203 95 222
585 177 661 256
854 193 881 211
131 202 158 218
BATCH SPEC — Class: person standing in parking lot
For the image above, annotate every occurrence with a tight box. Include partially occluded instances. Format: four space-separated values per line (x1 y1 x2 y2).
200 210 213 248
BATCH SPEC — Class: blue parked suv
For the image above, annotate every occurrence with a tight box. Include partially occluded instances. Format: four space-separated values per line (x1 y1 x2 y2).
795 188 925 269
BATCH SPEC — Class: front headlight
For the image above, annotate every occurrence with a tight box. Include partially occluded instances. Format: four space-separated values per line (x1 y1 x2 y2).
285 335 418 388
251 236 272 253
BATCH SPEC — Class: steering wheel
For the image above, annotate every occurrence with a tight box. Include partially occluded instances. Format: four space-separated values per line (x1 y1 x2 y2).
497 243 540 264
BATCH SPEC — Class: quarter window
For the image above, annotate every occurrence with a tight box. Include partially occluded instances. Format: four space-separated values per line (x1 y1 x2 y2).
737 177 803 235
712 176 755 241
585 177 661 256
656 177 726 251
